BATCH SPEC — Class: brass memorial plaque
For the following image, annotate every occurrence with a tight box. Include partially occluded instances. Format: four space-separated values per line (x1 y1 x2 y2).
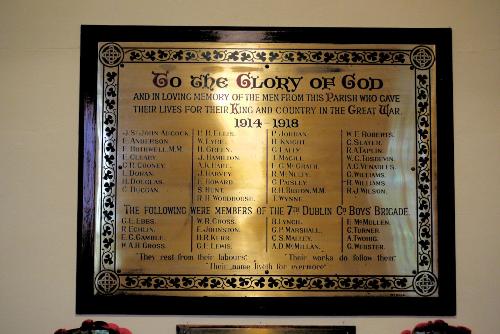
78 27 455 315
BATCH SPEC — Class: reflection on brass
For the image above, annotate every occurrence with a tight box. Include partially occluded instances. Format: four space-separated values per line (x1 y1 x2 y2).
176 325 356 334
93 42 438 298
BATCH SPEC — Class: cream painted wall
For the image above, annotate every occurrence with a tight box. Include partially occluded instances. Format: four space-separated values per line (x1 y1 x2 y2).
0 1 499 333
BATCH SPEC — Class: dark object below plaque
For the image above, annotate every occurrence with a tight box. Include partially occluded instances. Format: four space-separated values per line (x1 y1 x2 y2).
177 325 355 334
401 320 471 334
54 320 132 334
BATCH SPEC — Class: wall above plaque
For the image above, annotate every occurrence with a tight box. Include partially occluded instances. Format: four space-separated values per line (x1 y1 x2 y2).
77 26 455 315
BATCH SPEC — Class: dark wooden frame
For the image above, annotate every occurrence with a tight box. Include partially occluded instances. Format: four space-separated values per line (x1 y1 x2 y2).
77 26 455 315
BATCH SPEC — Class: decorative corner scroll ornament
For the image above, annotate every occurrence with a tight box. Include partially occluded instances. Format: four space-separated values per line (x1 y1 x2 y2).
99 43 124 67
95 270 120 295
413 271 438 296
411 46 435 70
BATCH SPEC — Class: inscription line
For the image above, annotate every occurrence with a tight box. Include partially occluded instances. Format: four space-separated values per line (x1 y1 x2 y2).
341 217 344 253
191 129 194 253
190 216 193 252
191 128 194 203
341 129 344 205
266 129 269 204
266 217 268 252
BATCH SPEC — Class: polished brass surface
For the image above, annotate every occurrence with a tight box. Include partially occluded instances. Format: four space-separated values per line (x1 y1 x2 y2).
94 42 438 297
176 325 355 334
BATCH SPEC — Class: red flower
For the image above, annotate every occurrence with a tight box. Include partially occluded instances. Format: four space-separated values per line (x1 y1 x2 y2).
106 322 132 334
